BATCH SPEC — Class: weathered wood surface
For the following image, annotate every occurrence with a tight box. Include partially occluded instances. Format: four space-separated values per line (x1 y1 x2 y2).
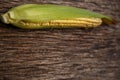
0 0 120 80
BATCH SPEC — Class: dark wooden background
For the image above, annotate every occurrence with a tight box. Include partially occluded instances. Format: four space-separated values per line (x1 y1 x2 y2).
0 0 120 80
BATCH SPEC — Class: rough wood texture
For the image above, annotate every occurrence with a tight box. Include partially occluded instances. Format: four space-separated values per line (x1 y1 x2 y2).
0 0 120 80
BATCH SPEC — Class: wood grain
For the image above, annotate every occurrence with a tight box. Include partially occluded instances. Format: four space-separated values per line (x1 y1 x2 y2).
0 0 120 80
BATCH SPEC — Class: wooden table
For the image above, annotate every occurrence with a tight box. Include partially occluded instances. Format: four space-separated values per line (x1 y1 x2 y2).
0 0 120 80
